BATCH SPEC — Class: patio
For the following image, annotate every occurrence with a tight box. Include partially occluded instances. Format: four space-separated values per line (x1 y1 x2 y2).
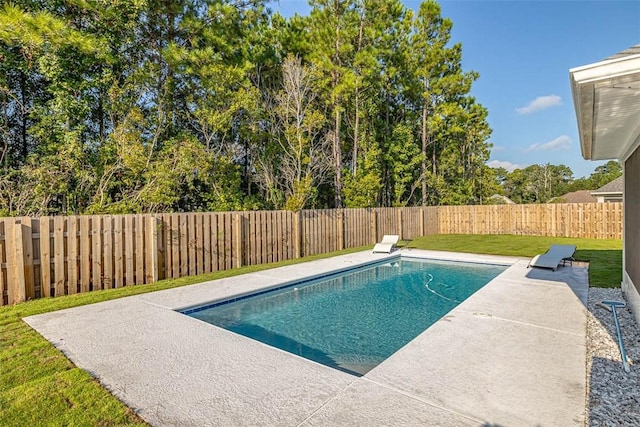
25 249 588 426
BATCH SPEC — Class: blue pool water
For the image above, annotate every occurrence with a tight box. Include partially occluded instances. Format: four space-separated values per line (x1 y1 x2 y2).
187 257 506 376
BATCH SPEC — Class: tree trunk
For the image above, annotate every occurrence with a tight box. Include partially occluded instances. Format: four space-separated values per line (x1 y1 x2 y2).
333 17 342 208
353 83 359 177
352 11 365 177
334 108 342 207
384 87 391 207
421 97 427 206
432 135 436 176
98 87 105 141
20 71 28 160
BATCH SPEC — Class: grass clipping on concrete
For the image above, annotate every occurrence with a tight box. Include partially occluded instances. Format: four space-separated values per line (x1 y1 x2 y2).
0 236 622 425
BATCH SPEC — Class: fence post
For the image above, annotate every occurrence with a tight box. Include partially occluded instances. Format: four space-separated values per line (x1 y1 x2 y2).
6 219 26 304
146 216 159 283
67 216 78 293
472 206 477 235
113 215 123 288
234 213 243 268
103 215 113 289
294 211 302 258
21 217 35 299
54 216 66 296
40 217 52 297
420 208 425 236
370 209 378 244
338 209 344 250
397 209 403 240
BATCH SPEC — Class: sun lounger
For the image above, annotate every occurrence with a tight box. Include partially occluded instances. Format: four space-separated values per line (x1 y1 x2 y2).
547 244 577 261
372 235 400 254
528 244 576 271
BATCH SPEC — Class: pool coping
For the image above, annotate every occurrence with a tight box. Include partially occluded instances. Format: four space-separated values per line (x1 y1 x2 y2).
24 249 588 426
179 251 511 315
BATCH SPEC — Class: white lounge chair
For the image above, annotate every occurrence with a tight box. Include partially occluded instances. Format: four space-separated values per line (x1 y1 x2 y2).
372 235 400 254
528 244 576 271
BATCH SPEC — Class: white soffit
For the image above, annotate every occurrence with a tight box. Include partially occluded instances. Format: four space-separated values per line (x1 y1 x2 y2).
570 52 640 161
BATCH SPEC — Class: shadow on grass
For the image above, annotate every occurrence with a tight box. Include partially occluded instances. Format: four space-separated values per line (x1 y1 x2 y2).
574 249 622 288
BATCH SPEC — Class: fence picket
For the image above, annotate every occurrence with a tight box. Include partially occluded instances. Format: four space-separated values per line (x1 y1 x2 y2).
187 214 196 276
256 212 263 264
171 213 180 278
134 215 144 284
203 214 212 273
114 215 123 288
21 217 35 299
7 219 26 303
125 215 135 284
79 216 91 292
195 214 204 274
54 216 66 296
233 213 242 268
103 216 113 289
40 217 52 298
68 216 78 294
265 211 275 263
91 216 102 291
146 216 158 283
224 213 232 270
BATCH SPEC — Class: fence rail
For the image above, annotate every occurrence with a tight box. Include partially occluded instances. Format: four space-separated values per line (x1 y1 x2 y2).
0 203 621 306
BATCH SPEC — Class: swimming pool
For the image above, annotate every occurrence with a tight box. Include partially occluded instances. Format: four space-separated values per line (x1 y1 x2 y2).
186 257 506 375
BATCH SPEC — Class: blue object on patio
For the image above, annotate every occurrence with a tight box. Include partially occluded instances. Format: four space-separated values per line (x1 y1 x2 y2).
600 300 631 373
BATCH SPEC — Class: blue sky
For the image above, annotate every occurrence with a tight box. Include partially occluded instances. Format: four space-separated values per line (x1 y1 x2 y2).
271 0 640 179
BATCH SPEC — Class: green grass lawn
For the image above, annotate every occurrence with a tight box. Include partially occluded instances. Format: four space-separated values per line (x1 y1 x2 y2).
0 235 622 425
405 234 622 287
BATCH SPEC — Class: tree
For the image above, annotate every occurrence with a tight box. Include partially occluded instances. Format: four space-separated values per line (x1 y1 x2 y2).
343 0 409 208
590 160 622 188
254 56 332 210
0 0 497 214
500 163 573 203
408 0 480 206
437 98 492 204
386 123 423 206
0 1 119 213
308 0 359 207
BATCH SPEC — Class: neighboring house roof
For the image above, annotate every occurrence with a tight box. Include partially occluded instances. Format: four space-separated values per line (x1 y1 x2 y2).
487 194 515 204
604 45 640 61
570 44 640 161
591 176 624 195
556 190 597 203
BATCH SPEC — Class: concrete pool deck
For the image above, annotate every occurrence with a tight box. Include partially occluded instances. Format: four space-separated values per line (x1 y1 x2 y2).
25 249 588 426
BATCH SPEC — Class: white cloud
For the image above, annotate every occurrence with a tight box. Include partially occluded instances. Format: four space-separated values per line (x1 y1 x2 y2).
487 160 524 172
516 95 562 114
491 145 505 152
525 135 572 152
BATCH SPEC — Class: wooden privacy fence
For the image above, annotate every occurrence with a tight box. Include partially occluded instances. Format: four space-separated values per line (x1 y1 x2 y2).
437 203 623 239
0 207 438 306
0 203 622 306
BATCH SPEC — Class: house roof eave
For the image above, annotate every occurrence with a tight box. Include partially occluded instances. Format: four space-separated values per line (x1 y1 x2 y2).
570 50 640 161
